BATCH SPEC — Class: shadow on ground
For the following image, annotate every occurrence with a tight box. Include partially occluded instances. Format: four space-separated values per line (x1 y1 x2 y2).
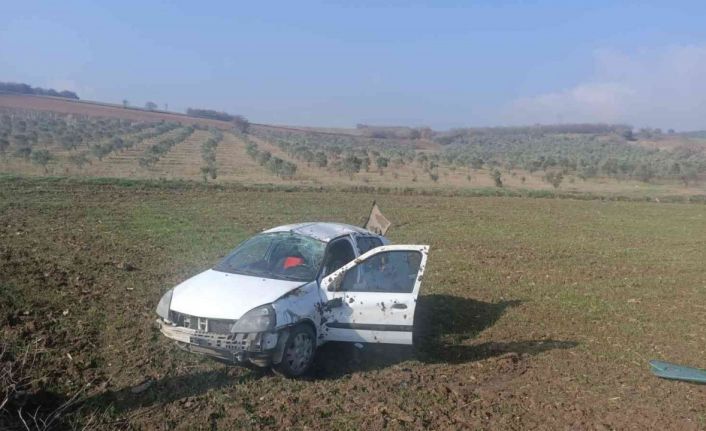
311 294 577 378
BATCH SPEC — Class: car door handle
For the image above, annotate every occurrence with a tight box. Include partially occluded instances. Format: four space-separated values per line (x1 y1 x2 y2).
391 303 407 310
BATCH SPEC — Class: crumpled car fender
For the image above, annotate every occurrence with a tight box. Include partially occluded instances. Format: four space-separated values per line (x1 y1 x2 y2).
272 281 323 344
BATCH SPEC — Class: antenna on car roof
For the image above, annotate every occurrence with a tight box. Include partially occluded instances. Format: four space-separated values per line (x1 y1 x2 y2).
363 201 391 235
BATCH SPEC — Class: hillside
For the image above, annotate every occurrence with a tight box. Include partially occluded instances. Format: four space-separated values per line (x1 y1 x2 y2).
1 94 706 199
0 93 235 129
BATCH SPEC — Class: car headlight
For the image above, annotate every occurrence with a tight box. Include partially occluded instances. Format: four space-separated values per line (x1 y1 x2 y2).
231 304 276 333
156 288 174 320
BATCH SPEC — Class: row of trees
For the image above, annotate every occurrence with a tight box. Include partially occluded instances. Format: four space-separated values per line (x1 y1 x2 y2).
252 122 706 187
244 141 297 178
91 122 179 161
3 106 702 187
434 123 632 145
1 111 150 149
1 109 244 178
6 145 56 173
200 129 223 182
356 124 433 140
186 108 234 122
138 126 194 168
185 108 249 134
0 111 161 167
438 130 706 185
0 81 79 99
253 126 418 178
11 120 184 172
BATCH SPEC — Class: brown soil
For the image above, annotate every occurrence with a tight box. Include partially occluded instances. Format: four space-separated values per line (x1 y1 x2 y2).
1 177 706 430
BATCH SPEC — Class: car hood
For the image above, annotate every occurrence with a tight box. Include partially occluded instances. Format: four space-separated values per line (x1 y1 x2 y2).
169 269 305 320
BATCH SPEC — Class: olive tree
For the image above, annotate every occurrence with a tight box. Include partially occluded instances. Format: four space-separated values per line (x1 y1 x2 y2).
375 156 389 174
314 151 327 167
69 152 90 169
232 116 250 134
491 169 503 187
30 149 53 173
341 155 362 179
544 171 564 188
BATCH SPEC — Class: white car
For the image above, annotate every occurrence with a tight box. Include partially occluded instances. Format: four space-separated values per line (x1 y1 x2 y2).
155 222 429 377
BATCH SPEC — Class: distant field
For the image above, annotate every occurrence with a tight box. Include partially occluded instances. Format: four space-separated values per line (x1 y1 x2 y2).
0 93 234 129
1 94 706 200
2 177 706 429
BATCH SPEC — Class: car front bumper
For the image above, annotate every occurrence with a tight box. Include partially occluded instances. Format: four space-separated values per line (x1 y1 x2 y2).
156 319 280 366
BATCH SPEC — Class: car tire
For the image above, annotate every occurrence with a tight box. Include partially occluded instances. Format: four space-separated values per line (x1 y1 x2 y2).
274 324 316 378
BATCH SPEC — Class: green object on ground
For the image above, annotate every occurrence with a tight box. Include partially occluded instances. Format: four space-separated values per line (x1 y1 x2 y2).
650 360 706 384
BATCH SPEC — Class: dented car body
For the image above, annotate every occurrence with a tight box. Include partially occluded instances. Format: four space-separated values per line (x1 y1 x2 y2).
155 222 429 376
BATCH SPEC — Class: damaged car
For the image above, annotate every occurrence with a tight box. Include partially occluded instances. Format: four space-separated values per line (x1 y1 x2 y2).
155 222 429 377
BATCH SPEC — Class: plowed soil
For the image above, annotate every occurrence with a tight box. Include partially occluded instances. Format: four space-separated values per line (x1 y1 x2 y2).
2 178 706 430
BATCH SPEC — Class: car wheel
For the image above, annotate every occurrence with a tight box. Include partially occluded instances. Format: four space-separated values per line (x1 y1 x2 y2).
274 324 316 377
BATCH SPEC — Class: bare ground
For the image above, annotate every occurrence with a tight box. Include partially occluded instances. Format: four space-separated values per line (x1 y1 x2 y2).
1 178 706 429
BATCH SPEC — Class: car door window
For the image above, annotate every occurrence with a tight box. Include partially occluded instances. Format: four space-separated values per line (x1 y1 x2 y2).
355 236 383 255
340 250 422 293
322 239 356 276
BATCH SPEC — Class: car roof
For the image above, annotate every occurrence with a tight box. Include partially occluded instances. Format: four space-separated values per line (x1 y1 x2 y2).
262 222 378 242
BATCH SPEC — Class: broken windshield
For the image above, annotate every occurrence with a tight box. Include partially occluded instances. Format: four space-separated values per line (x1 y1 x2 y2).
213 232 326 282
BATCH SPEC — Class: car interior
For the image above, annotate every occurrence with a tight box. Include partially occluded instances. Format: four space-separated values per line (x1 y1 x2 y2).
321 238 356 276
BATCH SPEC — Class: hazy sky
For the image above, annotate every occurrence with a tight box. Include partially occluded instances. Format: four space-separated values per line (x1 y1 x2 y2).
3 0 706 130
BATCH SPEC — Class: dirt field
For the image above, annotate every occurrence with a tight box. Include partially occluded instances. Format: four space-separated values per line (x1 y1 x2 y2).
2 177 706 429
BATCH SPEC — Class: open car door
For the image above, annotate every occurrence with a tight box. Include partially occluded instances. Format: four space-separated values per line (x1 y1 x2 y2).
320 245 429 345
